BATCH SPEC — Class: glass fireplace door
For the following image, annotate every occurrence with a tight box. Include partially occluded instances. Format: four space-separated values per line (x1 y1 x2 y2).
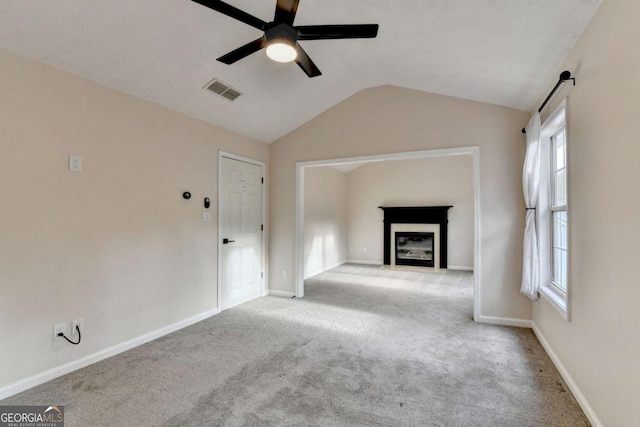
395 232 435 267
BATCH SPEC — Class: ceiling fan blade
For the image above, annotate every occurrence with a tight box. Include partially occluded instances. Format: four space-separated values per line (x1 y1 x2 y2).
294 44 322 78
192 0 266 31
296 24 379 40
217 37 266 64
274 0 299 25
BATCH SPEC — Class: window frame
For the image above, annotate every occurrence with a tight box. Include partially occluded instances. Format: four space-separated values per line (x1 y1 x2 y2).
538 99 570 321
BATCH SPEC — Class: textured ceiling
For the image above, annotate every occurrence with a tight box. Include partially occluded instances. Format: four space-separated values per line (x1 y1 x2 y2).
0 0 601 143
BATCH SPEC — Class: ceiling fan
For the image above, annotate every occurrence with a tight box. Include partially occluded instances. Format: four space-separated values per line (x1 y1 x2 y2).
192 0 379 78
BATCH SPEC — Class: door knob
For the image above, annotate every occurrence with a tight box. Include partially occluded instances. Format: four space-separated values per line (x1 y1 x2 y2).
222 238 236 244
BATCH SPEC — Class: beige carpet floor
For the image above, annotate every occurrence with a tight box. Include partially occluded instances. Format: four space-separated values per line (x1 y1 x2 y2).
2 264 589 426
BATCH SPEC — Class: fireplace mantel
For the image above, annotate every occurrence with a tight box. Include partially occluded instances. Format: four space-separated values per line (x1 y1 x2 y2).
379 206 452 268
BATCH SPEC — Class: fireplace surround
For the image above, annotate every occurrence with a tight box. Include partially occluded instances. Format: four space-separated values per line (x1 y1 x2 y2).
379 206 452 268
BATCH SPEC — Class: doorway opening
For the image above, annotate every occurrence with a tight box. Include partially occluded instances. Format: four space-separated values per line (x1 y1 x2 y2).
295 146 481 321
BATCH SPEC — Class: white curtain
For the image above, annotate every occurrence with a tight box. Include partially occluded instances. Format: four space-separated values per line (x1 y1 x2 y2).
521 113 541 300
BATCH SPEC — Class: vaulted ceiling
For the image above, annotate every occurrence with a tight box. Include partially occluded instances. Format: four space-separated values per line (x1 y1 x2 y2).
0 0 601 143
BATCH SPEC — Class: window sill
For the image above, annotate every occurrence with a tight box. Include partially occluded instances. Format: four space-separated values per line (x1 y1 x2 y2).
539 285 569 321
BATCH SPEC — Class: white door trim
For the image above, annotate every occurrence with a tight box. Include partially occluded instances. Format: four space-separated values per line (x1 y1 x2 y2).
295 146 482 321
218 151 267 312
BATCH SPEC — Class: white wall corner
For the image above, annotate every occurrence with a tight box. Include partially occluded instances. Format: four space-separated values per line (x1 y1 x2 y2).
0 308 220 401
532 323 604 427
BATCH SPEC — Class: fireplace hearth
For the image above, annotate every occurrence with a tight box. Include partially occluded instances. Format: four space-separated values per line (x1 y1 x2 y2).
379 206 452 269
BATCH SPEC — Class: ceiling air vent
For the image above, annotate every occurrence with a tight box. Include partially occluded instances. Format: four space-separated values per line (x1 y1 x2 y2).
204 78 243 101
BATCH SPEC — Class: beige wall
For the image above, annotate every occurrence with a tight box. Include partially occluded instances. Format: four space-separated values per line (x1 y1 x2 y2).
303 167 347 278
0 49 268 389
345 156 474 268
531 0 640 425
269 85 530 321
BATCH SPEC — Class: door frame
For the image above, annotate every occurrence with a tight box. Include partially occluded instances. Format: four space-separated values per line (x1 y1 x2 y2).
218 151 267 312
295 146 481 321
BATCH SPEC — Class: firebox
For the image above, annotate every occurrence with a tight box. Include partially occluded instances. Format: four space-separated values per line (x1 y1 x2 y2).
395 232 435 267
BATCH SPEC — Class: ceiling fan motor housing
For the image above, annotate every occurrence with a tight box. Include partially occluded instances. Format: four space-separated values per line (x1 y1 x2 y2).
266 23 299 45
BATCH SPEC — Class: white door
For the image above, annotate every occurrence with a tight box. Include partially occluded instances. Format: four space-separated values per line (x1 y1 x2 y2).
219 155 264 310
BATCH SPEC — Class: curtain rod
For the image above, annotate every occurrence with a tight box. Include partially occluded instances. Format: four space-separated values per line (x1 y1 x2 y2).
522 70 575 134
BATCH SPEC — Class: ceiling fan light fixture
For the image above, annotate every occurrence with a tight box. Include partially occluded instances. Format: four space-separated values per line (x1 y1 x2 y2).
266 39 297 63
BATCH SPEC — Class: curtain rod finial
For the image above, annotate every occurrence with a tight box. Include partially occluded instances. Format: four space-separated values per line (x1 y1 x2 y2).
560 70 572 81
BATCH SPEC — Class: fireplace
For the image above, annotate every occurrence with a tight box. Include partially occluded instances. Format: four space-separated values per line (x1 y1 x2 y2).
379 206 452 269
395 232 434 267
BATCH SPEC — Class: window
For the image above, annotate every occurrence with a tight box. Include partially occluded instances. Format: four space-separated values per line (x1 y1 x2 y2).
551 126 568 292
539 100 569 319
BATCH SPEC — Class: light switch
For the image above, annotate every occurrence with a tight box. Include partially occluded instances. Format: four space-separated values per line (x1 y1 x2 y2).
69 155 82 172
202 212 212 222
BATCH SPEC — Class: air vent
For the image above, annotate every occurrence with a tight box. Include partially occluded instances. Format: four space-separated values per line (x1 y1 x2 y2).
203 78 243 101
220 88 242 101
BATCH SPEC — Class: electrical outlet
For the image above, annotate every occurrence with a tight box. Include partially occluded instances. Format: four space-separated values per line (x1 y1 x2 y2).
363 248 367 253
202 212 212 222
282 270 287 278
53 323 66 341
71 319 84 337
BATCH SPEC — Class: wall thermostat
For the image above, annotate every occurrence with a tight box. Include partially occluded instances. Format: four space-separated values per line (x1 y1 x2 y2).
183 192 191 200
204 197 211 209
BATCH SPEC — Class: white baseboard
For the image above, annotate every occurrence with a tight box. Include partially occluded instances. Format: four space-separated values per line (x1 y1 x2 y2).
0 307 220 401
346 259 383 265
532 323 603 427
269 290 295 298
447 265 474 271
476 315 532 328
347 261 471 271
303 260 346 279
